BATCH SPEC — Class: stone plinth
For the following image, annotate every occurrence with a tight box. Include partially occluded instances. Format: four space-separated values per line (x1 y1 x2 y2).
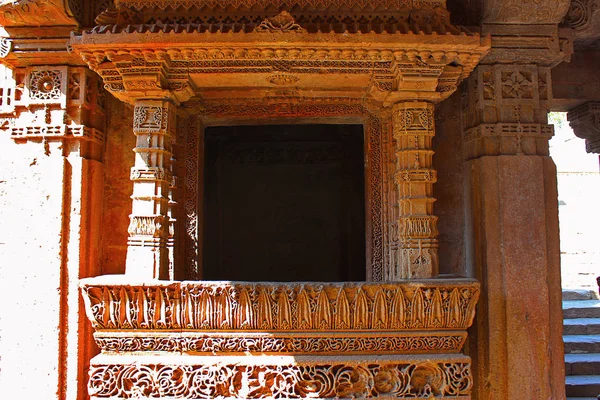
81 277 479 399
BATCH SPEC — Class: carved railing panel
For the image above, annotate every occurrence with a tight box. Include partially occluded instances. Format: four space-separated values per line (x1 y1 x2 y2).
81 279 479 399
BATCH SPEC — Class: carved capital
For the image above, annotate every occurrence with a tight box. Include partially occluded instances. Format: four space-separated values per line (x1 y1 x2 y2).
568 102 600 154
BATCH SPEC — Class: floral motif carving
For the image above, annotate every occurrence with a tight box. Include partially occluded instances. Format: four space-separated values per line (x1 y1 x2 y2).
501 71 533 99
266 74 300 86
29 70 62 101
256 10 305 32
93 333 467 353
88 359 472 399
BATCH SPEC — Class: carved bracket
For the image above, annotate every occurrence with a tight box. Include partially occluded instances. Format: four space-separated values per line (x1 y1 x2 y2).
568 102 600 154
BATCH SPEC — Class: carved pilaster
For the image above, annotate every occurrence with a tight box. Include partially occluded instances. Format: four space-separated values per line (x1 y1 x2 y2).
568 102 600 154
126 99 177 279
464 65 555 160
391 102 438 279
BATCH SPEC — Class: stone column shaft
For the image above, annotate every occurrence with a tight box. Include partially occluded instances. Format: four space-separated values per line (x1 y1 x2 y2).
464 64 565 400
126 99 176 280
391 101 439 279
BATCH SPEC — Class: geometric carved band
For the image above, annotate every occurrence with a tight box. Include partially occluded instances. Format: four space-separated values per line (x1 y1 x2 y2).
93 331 467 354
464 123 554 159
88 354 472 399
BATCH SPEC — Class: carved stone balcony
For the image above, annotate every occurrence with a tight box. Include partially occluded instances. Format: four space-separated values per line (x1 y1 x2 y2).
81 277 479 399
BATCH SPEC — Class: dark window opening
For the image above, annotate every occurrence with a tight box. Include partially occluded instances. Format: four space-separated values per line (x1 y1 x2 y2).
203 124 366 282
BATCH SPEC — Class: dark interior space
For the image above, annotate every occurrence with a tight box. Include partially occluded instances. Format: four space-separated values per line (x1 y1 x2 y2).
203 124 365 282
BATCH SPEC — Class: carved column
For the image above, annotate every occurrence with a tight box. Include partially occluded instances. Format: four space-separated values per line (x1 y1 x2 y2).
463 64 565 400
126 99 176 280
567 102 600 154
390 102 438 279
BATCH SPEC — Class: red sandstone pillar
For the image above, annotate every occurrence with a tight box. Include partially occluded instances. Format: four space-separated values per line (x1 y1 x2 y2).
464 65 566 400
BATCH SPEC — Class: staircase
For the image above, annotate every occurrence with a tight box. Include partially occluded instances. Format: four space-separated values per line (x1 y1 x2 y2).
563 289 600 400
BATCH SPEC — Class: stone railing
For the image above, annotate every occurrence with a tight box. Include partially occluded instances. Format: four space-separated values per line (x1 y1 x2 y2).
81 278 479 399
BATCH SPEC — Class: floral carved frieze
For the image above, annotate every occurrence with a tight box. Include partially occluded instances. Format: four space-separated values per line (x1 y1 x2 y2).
88 356 472 399
93 332 467 353
80 279 480 332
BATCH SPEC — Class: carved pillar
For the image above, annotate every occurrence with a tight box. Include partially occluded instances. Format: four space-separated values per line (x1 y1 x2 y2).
567 102 600 154
390 101 438 279
463 64 565 400
126 99 176 280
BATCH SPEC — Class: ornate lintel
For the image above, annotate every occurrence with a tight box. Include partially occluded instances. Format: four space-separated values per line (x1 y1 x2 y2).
568 102 600 154
71 25 490 105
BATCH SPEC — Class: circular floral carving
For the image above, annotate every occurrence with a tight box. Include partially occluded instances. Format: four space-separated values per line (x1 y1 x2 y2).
266 74 300 86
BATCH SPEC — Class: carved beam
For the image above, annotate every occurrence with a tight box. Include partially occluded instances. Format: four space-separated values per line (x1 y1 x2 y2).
568 102 600 154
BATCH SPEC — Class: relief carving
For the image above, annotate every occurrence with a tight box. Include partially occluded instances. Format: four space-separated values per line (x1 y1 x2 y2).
256 10 305 33
93 333 467 353
463 65 555 159
391 103 438 279
88 359 472 399
80 281 480 331
563 0 600 30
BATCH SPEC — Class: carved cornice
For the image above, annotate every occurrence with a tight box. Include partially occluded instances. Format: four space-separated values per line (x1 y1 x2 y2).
568 102 600 154
70 27 490 104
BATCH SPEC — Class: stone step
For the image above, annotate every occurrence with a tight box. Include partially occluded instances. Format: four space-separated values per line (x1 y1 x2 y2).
566 354 600 375
564 289 600 301
564 335 600 354
565 319 600 335
564 300 600 319
566 398 599 400
565 375 600 398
